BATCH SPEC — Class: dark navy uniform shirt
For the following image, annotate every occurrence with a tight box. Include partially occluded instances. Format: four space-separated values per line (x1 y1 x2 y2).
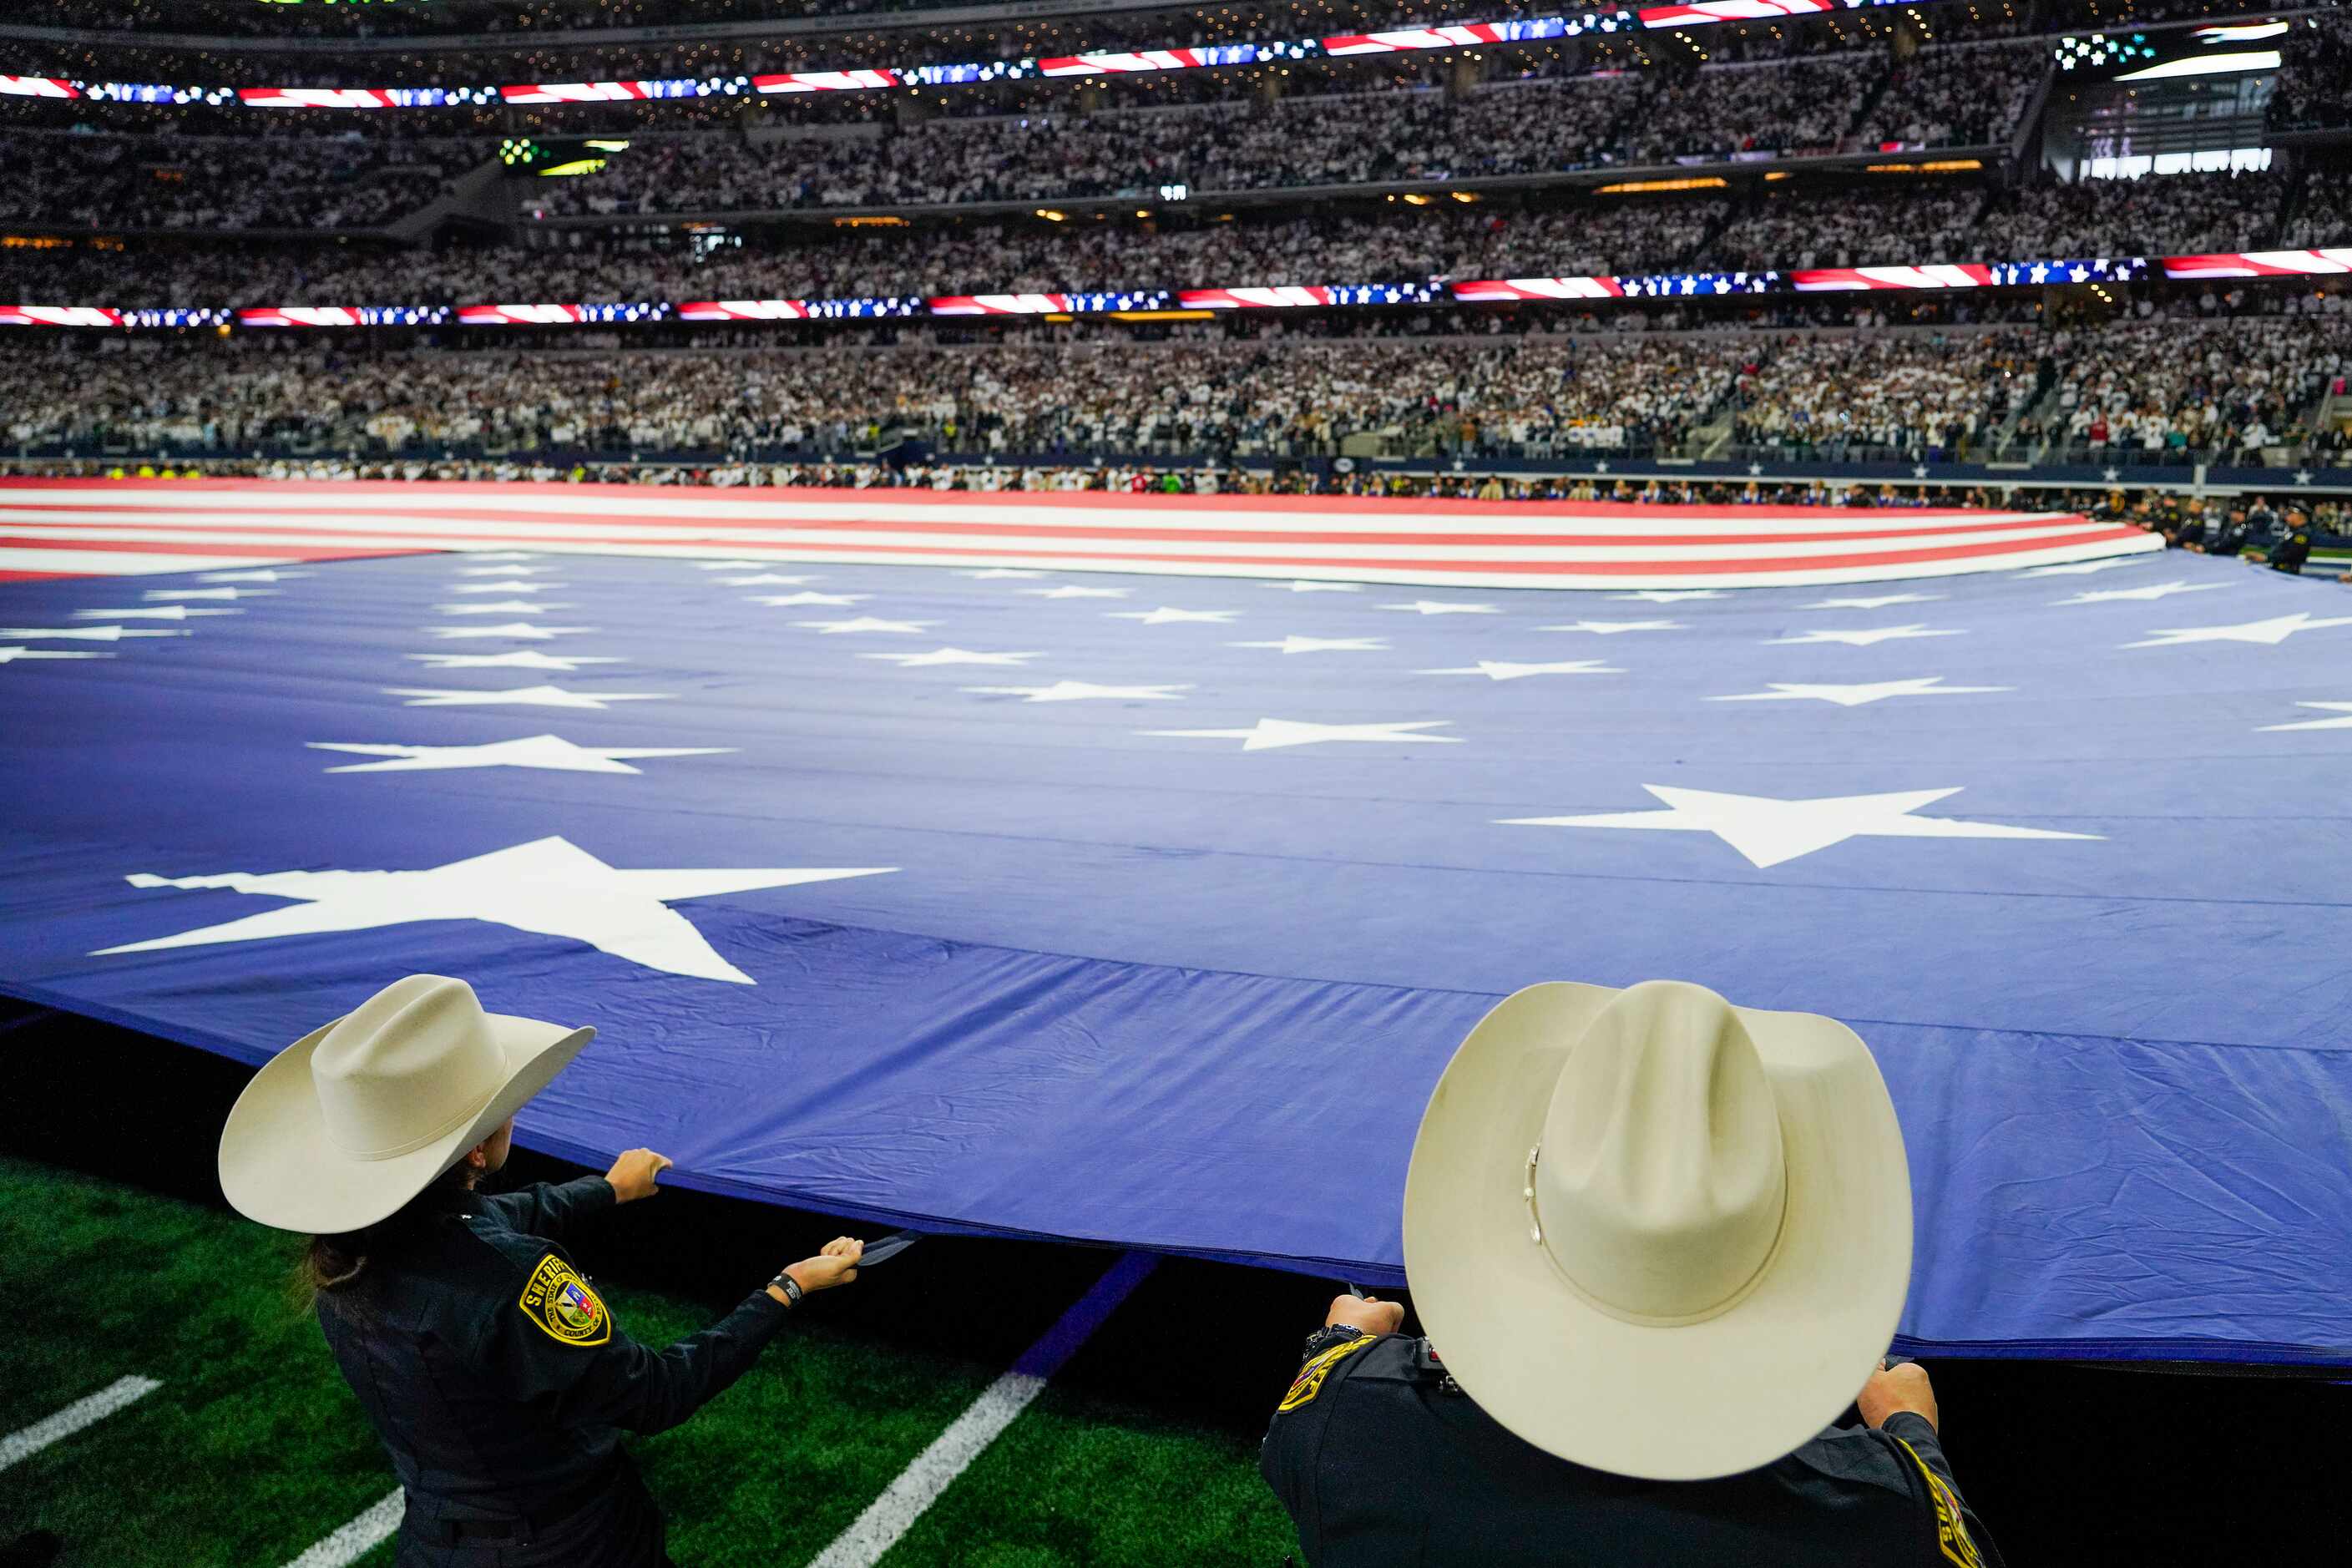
1262 1332 2006 1568
315 1175 791 1545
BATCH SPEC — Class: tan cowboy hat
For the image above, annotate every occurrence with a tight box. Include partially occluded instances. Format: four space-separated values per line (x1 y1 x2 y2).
1402 979 1911 1482
218 974 594 1235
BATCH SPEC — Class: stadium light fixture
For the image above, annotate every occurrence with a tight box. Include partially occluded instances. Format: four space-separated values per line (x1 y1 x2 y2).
1035 209 1067 222
1595 176 1726 194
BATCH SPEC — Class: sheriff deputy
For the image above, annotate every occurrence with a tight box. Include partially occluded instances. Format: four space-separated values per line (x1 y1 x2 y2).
218 974 864 1566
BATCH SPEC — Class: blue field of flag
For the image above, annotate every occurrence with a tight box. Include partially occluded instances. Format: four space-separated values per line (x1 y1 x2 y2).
3 549 2348 1363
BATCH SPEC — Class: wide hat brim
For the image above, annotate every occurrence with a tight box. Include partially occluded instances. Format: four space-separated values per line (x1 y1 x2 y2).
1402 981 1911 1482
218 1012 594 1235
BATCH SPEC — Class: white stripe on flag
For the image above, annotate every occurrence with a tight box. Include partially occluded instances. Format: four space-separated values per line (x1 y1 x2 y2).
281 1489 405 1568
0 547 305 575
0 1375 160 1470
806 1252 1157 1568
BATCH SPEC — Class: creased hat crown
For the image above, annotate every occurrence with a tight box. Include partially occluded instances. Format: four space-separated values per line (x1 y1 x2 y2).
311 974 505 1161
1533 979 1788 1324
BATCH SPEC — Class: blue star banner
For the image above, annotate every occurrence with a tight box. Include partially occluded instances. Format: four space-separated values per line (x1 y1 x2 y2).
3 546 2349 1364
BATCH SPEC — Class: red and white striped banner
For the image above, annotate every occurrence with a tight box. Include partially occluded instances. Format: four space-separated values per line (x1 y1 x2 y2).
1324 24 1516 55
676 300 817 321
928 295 1075 316
752 69 903 94
0 480 2158 589
0 75 78 99
1449 277 1626 302
501 80 670 104
0 306 121 327
1638 0 1834 26
1178 286 1351 310
455 303 591 326
237 87 399 109
239 306 370 328
2159 249 2352 279
1037 50 1222 77
1789 264 1997 291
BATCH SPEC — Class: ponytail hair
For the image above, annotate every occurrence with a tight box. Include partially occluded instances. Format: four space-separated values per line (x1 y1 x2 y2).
295 1160 476 1306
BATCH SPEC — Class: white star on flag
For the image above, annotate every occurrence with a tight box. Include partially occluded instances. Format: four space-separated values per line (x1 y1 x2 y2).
437 599 576 615
1141 718 1459 751
1419 660 1621 681
1500 785 2100 868
1802 594 1944 610
2123 612 2352 650
1109 608 1241 625
721 574 822 586
455 564 549 575
1266 580 1363 593
956 568 1050 579
447 579 558 594
751 592 868 608
1020 585 1133 599
307 735 732 775
1 625 184 641
74 605 238 620
92 835 895 984
860 647 1043 667
0 646 109 664
1768 625 1965 647
2260 702 2352 732
690 560 770 571
407 650 623 671
1381 600 1501 615
964 681 1191 703
426 623 594 641
1541 620 1682 635
1709 677 2011 707
142 587 273 601
2054 581 2228 606
1228 635 1388 655
795 616 938 635
1614 590 1722 603
383 685 669 710
2020 557 2142 577
199 569 307 583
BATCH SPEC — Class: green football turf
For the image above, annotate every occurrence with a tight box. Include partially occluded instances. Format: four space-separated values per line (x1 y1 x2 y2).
0 1157 1299 1567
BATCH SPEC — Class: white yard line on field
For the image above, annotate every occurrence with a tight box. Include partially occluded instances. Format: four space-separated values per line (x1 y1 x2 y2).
0 1375 159 1471
281 1489 405 1568
806 1251 1159 1568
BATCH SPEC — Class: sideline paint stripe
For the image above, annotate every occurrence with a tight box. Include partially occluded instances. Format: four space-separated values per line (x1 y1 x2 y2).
807 1251 1157 1568
281 1488 404 1568
0 1375 161 1470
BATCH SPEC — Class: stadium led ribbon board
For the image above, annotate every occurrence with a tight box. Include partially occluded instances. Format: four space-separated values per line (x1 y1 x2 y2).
0 13 1643 109
38 254 2331 332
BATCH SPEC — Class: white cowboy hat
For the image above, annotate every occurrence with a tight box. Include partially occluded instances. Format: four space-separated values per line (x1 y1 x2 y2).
1402 979 1911 1482
218 974 594 1235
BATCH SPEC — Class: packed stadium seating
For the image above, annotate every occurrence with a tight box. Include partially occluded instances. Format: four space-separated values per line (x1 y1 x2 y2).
0 0 2345 487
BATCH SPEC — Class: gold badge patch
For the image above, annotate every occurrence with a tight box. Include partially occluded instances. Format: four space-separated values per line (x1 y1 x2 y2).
1893 1436 1985 1568
518 1253 611 1347
1276 1333 1378 1414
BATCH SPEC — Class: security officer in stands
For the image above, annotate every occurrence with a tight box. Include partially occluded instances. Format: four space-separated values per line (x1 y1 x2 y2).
218 974 865 1566
1263 979 2004 1567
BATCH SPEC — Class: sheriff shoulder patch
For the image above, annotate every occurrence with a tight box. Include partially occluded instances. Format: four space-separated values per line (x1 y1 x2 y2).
518 1253 611 1347
1893 1435 1985 1568
1276 1333 1378 1414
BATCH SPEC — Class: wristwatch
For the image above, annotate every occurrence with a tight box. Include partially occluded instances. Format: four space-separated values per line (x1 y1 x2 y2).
768 1272 804 1308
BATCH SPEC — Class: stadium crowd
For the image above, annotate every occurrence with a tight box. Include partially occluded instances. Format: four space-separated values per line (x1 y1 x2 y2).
0 335 1749 460
1849 43 2046 151
1972 167 2287 260
2027 317 2350 461
6 309 2342 465
1725 330 2045 461
0 129 470 230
